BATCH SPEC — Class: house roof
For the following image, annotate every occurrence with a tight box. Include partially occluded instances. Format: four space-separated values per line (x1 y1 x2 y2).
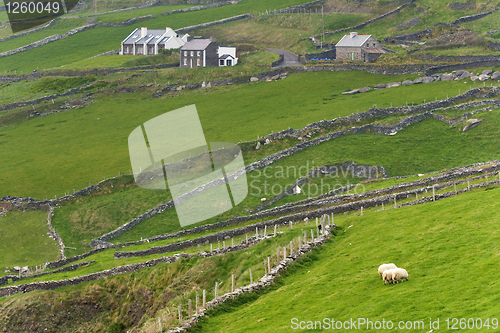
181 39 213 50
336 34 371 47
219 54 235 59
123 29 167 44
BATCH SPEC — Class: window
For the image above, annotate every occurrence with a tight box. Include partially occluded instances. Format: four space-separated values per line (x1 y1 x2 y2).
197 59 201 66
373 43 376 47
184 59 187 66
220 59 224 66
184 51 187 56
227 59 232 66
190 51 194 57
197 51 201 56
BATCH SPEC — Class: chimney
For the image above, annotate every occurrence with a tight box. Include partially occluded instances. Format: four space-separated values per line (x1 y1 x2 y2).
350 32 358 38
141 27 147 37
210 36 217 42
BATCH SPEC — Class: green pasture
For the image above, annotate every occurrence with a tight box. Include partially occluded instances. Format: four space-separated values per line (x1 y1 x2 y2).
0 71 475 198
193 185 500 332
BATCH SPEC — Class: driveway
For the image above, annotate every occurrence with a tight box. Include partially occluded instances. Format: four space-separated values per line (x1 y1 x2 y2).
267 48 302 67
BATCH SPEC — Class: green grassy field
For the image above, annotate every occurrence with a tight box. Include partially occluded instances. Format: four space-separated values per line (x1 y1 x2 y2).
0 209 61 270
0 71 479 199
193 185 500 332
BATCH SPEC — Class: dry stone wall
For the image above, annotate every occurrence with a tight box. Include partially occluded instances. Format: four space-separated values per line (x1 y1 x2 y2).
0 253 189 297
163 0 242 15
175 13 253 34
167 226 333 332
0 232 274 296
452 8 499 24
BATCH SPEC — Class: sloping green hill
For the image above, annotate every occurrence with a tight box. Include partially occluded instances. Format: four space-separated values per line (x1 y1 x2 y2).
193 185 500 332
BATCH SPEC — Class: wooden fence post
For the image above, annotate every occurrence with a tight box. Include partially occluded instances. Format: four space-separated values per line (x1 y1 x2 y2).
203 290 206 308
231 274 235 292
214 282 218 299
196 295 199 315
178 305 182 325
188 299 192 317
249 268 253 284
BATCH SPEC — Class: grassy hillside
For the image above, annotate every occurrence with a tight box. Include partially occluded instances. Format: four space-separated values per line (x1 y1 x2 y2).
1 180 498 332
0 71 478 198
193 185 500 332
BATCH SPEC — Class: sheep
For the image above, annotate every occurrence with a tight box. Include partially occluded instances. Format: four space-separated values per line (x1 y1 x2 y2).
383 269 396 285
378 263 397 278
391 268 409 284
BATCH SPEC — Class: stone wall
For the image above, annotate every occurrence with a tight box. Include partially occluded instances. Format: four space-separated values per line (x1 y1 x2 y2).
384 28 433 43
166 226 333 332
425 60 500 75
0 18 61 42
451 8 499 25
175 13 253 34
266 0 325 15
0 232 275 296
46 206 66 260
305 48 336 61
25 261 94 280
271 54 284 67
0 254 189 297
96 201 174 242
163 0 242 15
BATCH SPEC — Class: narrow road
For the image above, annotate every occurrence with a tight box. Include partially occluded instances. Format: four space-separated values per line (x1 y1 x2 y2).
267 48 302 67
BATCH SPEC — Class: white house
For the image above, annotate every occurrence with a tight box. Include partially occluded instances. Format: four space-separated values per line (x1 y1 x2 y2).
120 27 189 55
218 46 238 66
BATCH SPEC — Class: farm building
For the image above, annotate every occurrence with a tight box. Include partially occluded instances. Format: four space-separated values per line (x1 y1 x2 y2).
335 32 386 63
120 27 189 55
180 38 238 68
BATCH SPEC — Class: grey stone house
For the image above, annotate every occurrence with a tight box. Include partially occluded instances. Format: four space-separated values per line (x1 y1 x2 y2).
335 32 385 63
180 38 219 68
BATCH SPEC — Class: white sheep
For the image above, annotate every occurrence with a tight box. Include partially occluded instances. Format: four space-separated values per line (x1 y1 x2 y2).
391 268 409 284
378 263 397 278
383 269 396 285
